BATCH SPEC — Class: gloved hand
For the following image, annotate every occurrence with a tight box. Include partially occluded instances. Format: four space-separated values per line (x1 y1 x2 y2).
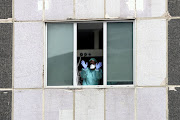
96 62 102 70
81 60 88 69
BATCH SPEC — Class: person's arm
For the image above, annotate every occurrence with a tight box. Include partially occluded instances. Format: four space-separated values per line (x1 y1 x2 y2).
80 68 89 79
95 68 102 79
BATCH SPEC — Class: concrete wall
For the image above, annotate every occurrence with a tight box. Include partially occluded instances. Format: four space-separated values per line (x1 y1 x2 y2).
0 0 179 120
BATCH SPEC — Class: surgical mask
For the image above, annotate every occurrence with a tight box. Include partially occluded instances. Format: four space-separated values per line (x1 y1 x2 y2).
90 64 96 69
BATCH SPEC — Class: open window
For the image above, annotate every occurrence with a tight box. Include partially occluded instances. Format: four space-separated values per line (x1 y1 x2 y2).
45 21 134 88
76 23 103 85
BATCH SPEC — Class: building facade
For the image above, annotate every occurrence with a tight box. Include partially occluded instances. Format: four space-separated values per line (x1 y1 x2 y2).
0 0 180 120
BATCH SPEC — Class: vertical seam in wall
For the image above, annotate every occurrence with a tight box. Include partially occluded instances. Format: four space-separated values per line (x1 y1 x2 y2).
42 0 46 120
166 20 168 84
104 0 106 18
166 0 168 85
73 0 75 19
166 16 169 120
12 0 14 20
104 89 106 120
43 0 45 119
43 0 45 21
166 0 169 116
12 0 14 89
43 89 45 120
73 90 75 120
166 86 169 120
42 11 45 91
12 0 15 119
42 13 45 120
135 20 137 86
135 0 137 18
166 0 168 13
134 0 138 117
134 0 137 87
12 24 14 120
135 87 137 120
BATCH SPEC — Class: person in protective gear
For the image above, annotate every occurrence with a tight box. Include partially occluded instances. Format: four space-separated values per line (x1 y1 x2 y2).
80 58 102 85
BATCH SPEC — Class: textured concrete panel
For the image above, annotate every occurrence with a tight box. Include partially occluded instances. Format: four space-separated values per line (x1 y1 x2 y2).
106 0 135 18
168 19 180 85
75 89 104 120
0 0 12 19
75 0 104 19
169 87 180 120
14 90 43 120
106 88 135 120
0 23 12 88
14 22 43 88
44 89 73 120
14 0 43 21
0 91 12 120
137 19 166 86
168 0 180 17
137 87 166 120
136 0 166 17
45 0 73 20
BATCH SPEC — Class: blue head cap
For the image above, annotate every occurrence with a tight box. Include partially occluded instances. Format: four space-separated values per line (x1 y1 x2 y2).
89 58 97 63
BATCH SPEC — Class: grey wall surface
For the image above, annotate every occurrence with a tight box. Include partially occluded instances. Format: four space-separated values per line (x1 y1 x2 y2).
0 0 12 19
0 23 12 88
168 0 180 119
168 0 180 17
168 87 180 120
168 19 180 85
0 1 13 119
0 91 12 120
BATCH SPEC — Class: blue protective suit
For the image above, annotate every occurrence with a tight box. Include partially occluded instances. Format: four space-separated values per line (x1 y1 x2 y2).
80 67 102 85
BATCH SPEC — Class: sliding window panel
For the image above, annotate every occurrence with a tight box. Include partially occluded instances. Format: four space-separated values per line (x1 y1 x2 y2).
107 22 133 85
47 23 73 86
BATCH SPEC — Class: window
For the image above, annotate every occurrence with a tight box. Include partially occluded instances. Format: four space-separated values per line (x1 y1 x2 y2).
45 21 135 88
107 22 133 85
46 23 73 86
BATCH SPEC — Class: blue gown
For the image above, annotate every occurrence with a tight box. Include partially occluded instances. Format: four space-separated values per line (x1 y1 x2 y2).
80 68 102 85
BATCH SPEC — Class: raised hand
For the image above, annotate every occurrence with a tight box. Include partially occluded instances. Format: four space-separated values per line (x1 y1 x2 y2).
96 62 102 70
81 60 88 69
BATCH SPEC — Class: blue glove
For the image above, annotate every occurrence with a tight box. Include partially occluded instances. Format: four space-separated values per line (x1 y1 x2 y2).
81 60 88 69
96 62 102 70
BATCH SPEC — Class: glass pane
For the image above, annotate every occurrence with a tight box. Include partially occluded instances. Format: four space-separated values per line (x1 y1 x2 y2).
47 23 73 86
107 22 133 85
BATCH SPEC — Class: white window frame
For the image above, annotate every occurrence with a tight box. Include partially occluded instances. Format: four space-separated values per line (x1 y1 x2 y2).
44 20 136 88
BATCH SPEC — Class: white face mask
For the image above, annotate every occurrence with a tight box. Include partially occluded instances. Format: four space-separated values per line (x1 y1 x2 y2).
90 64 96 69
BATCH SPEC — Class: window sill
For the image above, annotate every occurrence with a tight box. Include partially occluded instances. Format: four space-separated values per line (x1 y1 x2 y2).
45 85 135 89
